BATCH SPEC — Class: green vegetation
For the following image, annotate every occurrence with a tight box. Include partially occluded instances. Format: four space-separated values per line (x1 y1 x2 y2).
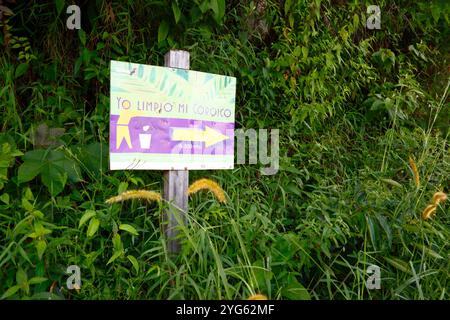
0 0 449 300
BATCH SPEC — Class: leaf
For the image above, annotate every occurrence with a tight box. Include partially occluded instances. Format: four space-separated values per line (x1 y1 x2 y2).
79 143 107 177
0 193 9 204
210 0 225 23
28 277 48 285
253 260 273 292
127 255 139 274
87 218 100 237
1 285 20 299
353 13 359 28
17 151 44 183
107 250 123 265
172 2 181 24
385 257 412 275
284 0 293 14
380 178 402 188
16 268 28 287
21 198 33 213
117 182 128 195
55 0 65 15
18 149 82 196
78 29 86 46
15 63 29 79
282 274 310 300
157 20 169 44
17 245 33 266
79 210 96 228
42 169 67 196
414 243 443 260
112 233 123 252
431 5 441 23
119 224 138 236
35 240 47 260
376 214 392 248
366 215 378 251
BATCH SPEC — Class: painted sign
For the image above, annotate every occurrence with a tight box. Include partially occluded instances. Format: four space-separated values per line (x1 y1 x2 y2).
110 60 236 170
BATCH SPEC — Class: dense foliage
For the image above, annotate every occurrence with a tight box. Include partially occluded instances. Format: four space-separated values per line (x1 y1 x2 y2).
0 0 449 299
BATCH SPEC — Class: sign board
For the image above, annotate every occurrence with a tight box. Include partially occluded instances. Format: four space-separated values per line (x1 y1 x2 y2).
109 60 236 170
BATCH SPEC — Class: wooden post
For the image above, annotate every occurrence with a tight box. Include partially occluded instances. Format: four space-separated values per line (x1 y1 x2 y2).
162 50 190 255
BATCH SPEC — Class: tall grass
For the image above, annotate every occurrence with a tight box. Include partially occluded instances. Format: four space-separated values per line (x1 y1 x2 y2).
0 0 448 300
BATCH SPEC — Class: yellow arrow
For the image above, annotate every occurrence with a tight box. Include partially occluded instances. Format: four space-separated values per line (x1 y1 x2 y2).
171 126 229 148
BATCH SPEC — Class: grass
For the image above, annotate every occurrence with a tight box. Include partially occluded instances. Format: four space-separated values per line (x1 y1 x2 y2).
0 0 449 300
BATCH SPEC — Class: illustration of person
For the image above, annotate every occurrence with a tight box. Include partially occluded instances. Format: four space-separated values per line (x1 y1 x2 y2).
116 106 143 149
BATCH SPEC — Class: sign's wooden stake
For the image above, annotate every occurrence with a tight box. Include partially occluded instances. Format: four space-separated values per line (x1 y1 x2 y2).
162 50 190 255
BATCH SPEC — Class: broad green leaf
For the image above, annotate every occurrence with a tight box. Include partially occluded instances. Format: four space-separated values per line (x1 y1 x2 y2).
118 182 128 194
31 210 44 219
431 5 441 23
41 169 67 196
79 143 107 177
112 233 123 252
1 285 20 299
79 210 96 228
35 240 47 260
55 0 65 15
18 149 82 196
22 198 34 212
28 277 48 285
31 222 52 238
127 255 139 274
16 268 28 286
353 13 359 28
282 274 310 300
107 250 123 265
18 245 33 265
253 260 273 291
198 0 209 13
0 140 22 190
0 134 17 149
24 188 34 201
210 0 222 23
284 0 293 14
157 20 169 44
15 63 29 79
18 150 46 183
119 224 138 236
87 217 100 237
78 29 86 46
0 193 9 204
172 2 181 24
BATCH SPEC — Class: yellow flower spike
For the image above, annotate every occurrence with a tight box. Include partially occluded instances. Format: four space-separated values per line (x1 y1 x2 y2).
422 204 437 220
106 190 161 204
432 192 447 206
248 294 268 300
187 178 226 204
408 156 420 188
